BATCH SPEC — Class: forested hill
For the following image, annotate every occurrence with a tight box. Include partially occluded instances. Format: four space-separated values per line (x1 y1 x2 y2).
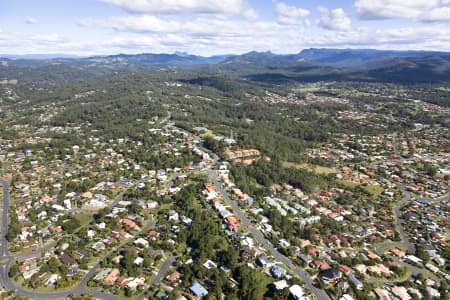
1 49 450 84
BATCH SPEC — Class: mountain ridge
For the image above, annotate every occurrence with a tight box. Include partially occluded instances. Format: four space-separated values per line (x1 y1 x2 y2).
1 48 450 84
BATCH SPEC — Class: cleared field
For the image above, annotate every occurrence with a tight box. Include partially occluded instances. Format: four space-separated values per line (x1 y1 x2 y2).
73 213 94 226
283 162 336 174
364 185 385 198
337 179 384 198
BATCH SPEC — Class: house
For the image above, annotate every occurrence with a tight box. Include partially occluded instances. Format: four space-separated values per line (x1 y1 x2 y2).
134 257 144 265
299 239 311 248
271 265 286 279
148 230 160 240
134 237 149 248
203 260 217 269
319 268 342 283
181 216 193 226
244 197 254 206
289 285 304 300
219 209 232 219
127 277 145 289
23 240 39 248
225 215 240 232
298 254 313 265
374 287 391 300
87 229 96 239
391 286 411 300
279 239 290 248
116 276 128 286
189 281 208 298
272 279 289 290
22 266 40 280
168 210 179 222
120 230 132 239
44 274 59 286
166 271 181 283
367 264 392 276
367 251 380 260
426 286 440 298
104 268 120 284
391 248 406 257
94 268 111 281
91 241 106 252
122 218 140 231
257 256 275 269
405 255 423 265
339 265 353 276
60 254 78 267
348 274 363 290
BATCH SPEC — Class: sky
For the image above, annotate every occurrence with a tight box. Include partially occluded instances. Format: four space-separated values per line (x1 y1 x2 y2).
1 0 450 56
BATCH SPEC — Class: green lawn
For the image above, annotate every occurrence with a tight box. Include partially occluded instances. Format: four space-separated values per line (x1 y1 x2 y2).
336 179 359 188
364 185 385 198
73 213 94 226
337 179 384 198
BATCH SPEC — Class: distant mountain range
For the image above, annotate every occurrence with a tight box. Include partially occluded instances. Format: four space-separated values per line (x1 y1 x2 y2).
0 54 84 60
1 48 450 84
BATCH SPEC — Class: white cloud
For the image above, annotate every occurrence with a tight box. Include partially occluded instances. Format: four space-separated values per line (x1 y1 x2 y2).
4 4 450 56
276 2 309 18
78 14 306 55
275 2 309 25
25 17 38 24
355 0 450 22
81 15 283 38
100 0 250 16
421 6 450 22
3 23 450 56
30 34 67 43
306 24 450 50
317 7 352 31
243 8 259 20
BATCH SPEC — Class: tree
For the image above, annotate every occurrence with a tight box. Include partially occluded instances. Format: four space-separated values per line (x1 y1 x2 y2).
62 217 81 233
8 262 19 278
234 265 268 300
416 246 429 262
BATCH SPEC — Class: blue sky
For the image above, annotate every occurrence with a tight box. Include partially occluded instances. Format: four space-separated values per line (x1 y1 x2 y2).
1 0 450 56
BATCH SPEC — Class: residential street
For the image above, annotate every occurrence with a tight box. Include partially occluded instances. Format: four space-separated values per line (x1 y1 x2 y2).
138 256 176 300
0 178 128 300
207 169 331 300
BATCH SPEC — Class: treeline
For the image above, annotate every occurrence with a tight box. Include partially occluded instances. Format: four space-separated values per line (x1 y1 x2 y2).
171 180 277 299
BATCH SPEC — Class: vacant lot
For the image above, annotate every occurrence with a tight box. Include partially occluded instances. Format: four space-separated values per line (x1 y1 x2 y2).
283 162 336 175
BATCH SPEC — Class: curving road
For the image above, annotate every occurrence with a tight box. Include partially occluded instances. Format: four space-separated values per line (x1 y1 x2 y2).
370 159 415 254
0 178 152 299
392 183 415 254
0 110 176 298
138 256 175 300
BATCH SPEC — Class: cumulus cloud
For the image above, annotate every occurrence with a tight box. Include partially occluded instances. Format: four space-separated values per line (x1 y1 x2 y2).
78 13 306 55
4 1 450 56
355 0 450 22
421 6 450 22
81 15 284 38
317 7 351 31
3 22 450 56
275 2 309 24
100 0 251 16
25 17 38 24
